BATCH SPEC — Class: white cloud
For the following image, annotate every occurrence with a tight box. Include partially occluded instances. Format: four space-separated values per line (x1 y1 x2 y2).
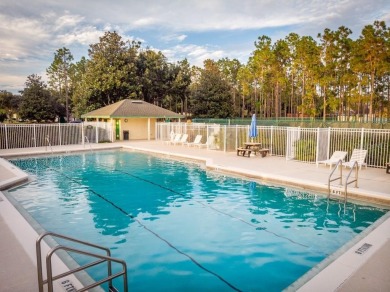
160 34 188 43
57 26 104 46
162 44 226 66
55 13 84 30
0 73 26 92
0 0 388 93
133 17 159 27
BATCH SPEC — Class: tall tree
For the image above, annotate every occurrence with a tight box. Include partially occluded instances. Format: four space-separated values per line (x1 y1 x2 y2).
237 65 254 117
46 47 73 122
0 90 20 122
318 26 353 120
136 49 171 105
249 35 274 117
272 39 291 117
70 57 89 118
217 58 242 116
19 74 56 122
170 59 192 116
294 36 321 117
190 60 233 118
86 31 140 108
354 21 390 120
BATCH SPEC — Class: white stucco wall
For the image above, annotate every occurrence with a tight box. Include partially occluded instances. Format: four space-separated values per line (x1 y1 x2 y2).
118 118 156 140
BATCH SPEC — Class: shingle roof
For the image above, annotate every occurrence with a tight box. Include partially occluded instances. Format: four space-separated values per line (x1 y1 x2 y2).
81 99 184 119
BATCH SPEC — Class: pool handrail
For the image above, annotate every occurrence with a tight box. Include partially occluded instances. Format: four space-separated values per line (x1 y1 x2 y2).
36 231 128 292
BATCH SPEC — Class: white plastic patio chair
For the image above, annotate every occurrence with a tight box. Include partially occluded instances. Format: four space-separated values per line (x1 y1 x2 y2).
172 134 188 145
185 135 202 147
196 135 215 148
317 151 348 169
343 149 368 170
167 133 181 145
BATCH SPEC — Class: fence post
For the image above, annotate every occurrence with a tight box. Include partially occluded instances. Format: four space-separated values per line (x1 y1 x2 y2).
235 125 238 150
327 127 331 158
33 124 37 148
58 123 62 146
223 125 227 152
315 128 320 163
206 124 209 150
96 121 99 143
5 124 8 149
81 124 85 146
270 126 274 154
360 128 364 149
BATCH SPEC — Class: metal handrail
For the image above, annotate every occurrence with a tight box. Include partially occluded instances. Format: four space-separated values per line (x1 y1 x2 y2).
344 161 359 203
84 136 92 151
327 159 343 199
45 135 53 153
36 231 127 292
46 245 127 292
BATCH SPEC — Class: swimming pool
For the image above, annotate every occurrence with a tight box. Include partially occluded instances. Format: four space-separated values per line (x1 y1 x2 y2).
8 150 388 291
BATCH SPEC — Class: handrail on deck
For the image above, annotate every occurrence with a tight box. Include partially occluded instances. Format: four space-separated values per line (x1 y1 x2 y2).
84 136 92 150
36 231 128 292
344 161 359 203
45 135 53 153
327 159 343 199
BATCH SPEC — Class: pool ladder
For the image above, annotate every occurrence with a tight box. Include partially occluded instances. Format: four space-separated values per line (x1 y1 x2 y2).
45 135 53 153
328 159 359 203
36 231 128 292
84 136 92 151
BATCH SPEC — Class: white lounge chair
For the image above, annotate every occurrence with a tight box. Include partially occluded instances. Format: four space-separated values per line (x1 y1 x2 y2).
164 131 176 144
317 151 347 169
185 135 202 147
196 135 215 148
167 133 181 145
344 149 367 170
172 134 188 145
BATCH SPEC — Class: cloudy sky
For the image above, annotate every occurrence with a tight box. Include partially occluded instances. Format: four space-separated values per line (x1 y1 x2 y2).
1 0 389 94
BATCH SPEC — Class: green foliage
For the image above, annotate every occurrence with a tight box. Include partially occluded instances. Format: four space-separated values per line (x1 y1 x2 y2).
19 75 57 122
85 31 140 107
190 60 234 118
294 139 316 162
0 90 20 121
46 47 73 121
13 21 388 121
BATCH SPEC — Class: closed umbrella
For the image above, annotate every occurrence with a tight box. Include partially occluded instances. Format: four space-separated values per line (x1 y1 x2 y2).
249 113 257 141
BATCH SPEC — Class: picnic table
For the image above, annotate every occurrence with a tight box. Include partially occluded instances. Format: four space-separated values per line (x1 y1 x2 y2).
237 142 269 157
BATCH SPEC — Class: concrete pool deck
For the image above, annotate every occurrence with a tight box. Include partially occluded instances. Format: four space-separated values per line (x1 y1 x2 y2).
0 141 389 291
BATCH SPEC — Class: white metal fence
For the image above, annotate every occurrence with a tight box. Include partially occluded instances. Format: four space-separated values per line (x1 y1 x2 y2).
1 122 389 168
156 123 390 168
0 122 113 150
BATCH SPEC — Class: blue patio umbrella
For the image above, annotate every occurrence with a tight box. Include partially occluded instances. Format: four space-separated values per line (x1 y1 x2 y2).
249 113 257 140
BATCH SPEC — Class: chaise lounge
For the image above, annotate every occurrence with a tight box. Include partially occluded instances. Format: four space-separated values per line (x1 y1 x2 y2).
317 151 348 169
237 147 252 157
343 149 367 170
185 135 203 147
172 134 188 145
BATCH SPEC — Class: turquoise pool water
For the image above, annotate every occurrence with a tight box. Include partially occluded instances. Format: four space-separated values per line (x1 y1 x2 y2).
8 150 388 291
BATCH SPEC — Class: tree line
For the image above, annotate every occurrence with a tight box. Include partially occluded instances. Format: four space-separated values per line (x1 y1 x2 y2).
0 20 389 123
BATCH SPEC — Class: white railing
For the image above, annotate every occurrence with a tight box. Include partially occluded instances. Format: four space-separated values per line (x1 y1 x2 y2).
156 122 390 169
0 122 113 150
1 122 389 168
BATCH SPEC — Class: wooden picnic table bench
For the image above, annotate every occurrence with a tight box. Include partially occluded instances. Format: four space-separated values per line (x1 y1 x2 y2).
258 148 269 158
237 147 269 158
237 147 252 157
